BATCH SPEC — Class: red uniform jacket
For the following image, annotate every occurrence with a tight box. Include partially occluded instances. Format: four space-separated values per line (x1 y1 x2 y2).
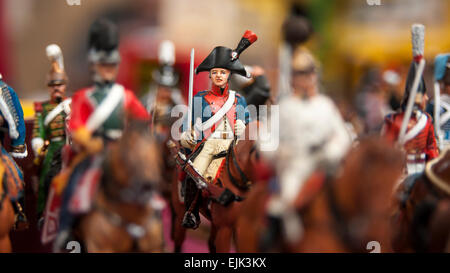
382 111 439 161
68 84 149 133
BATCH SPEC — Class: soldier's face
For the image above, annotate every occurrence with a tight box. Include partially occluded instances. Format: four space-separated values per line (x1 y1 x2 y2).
49 84 66 103
95 63 119 82
415 93 428 110
210 68 230 88
292 71 318 99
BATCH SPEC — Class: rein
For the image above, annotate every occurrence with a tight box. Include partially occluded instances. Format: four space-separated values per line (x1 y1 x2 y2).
225 140 253 192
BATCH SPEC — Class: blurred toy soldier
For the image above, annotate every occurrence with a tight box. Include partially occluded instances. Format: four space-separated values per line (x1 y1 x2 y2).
179 31 256 229
142 40 184 140
262 47 352 243
426 53 450 150
0 73 28 228
232 65 271 121
382 24 438 176
68 19 149 150
32 44 71 222
53 18 149 250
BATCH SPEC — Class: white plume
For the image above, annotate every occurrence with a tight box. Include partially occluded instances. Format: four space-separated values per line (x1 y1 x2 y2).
158 40 175 66
411 24 425 58
46 44 64 71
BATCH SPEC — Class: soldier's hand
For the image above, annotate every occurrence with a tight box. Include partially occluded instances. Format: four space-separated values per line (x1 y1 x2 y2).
180 131 197 148
11 144 28 159
85 137 104 155
235 120 246 138
31 137 44 157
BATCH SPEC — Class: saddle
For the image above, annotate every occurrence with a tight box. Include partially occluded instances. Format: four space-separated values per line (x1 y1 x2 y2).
425 148 450 196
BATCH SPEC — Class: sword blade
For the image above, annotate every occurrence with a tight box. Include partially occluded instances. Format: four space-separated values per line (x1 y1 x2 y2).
187 48 195 132
398 58 426 145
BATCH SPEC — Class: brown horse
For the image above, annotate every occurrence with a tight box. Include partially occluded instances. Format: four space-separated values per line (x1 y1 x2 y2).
391 148 450 253
237 137 404 252
75 124 165 252
0 144 27 252
168 121 262 253
0 184 15 252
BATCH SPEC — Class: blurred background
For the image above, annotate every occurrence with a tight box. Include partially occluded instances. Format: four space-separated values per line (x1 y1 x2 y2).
2 0 450 253
1 0 450 132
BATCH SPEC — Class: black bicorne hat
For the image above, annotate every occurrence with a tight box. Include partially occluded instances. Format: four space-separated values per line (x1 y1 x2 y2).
401 61 426 108
195 30 257 78
88 18 120 64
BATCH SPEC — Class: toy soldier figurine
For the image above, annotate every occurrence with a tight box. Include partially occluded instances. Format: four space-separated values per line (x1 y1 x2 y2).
179 30 256 229
262 47 352 244
142 40 184 140
426 53 450 150
68 19 149 149
32 44 71 221
0 73 28 228
233 65 271 121
382 24 438 176
54 18 149 250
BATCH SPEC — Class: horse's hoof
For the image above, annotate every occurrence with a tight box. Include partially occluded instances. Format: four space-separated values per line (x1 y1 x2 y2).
182 212 200 230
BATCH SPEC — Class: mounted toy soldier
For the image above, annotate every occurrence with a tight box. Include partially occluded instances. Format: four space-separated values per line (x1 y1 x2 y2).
426 53 450 151
177 30 256 229
32 44 71 223
52 18 150 250
142 40 184 140
0 73 28 229
382 24 439 176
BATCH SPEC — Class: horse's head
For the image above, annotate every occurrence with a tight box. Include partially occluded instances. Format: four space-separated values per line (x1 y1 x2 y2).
103 121 163 206
331 137 404 251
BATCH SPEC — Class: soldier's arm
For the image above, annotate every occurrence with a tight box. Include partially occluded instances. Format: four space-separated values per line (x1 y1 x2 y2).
426 116 439 159
124 89 150 121
31 102 46 156
7 85 27 157
381 114 398 144
236 94 251 125
68 90 102 154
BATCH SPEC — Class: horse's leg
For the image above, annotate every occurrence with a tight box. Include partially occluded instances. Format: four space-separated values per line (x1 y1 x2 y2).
0 200 14 253
214 225 233 253
172 206 187 253
171 176 187 253
0 236 11 253
208 224 217 253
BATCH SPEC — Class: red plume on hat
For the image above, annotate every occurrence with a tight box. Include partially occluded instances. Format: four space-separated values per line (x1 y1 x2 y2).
231 30 258 61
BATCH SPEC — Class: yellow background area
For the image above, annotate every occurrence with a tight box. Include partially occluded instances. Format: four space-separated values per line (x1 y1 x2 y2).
21 100 35 120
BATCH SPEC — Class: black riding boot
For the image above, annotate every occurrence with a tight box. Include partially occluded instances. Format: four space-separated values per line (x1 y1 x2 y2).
182 178 200 229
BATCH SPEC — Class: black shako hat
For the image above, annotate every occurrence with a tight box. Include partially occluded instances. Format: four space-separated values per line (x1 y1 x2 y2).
401 61 426 108
153 65 179 87
88 18 120 64
195 30 257 78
